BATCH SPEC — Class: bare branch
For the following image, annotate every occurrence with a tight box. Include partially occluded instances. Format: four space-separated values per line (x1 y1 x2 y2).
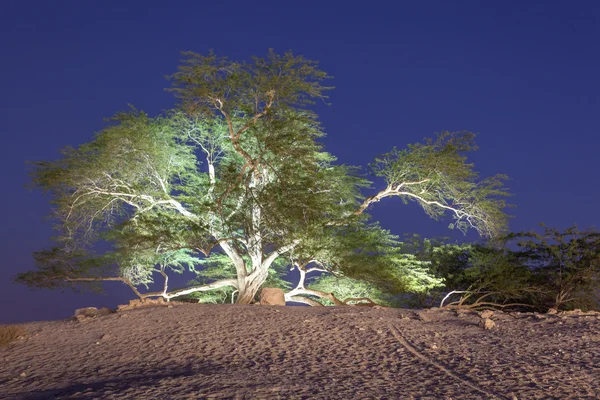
285 295 324 306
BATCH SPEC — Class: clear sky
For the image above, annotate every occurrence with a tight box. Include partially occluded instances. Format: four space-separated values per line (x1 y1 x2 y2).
1 1 598 323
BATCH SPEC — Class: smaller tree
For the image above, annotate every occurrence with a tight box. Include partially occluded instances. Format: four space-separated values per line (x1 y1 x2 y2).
424 226 600 312
438 243 540 310
515 225 600 311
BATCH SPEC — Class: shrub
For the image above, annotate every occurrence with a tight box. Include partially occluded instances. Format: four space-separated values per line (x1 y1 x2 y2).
0 324 27 347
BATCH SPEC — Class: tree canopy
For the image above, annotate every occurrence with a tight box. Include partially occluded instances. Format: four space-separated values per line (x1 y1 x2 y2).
18 50 511 306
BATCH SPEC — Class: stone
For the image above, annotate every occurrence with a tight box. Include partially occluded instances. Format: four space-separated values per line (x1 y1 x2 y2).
259 288 286 306
479 318 496 330
73 307 114 321
455 308 474 317
74 307 99 318
117 298 167 311
547 308 558 315
479 310 494 319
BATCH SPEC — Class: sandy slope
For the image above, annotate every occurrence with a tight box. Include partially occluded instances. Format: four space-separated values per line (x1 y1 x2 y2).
1 304 599 399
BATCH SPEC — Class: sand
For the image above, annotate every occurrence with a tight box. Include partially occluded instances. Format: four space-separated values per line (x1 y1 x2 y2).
1 304 599 399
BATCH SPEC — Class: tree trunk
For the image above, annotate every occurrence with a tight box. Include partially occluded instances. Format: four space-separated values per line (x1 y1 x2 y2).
235 288 256 304
235 273 267 304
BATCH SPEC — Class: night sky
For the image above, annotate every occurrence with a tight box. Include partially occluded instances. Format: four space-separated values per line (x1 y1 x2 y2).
1 1 598 323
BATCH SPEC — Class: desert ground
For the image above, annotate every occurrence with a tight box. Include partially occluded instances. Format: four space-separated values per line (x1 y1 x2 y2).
1 303 599 399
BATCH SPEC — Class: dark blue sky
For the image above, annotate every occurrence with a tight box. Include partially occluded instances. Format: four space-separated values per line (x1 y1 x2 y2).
1 1 598 323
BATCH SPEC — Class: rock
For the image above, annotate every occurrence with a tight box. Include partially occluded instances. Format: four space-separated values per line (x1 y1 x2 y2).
19 372 26 377
74 307 99 318
455 308 474 317
416 312 432 322
100 334 113 341
74 307 114 321
547 308 558 315
117 298 167 311
479 310 494 319
259 288 286 306
479 318 496 330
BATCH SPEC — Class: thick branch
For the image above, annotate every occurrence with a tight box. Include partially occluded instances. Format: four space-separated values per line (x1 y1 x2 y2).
285 295 324 306
342 297 380 306
158 270 169 296
65 276 238 302
353 183 491 235
285 287 344 305
163 278 238 300
261 240 300 273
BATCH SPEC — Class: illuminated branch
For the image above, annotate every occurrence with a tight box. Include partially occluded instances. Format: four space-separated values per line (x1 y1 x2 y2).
163 278 238 300
285 287 344 306
353 183 495 237
285 295 324 306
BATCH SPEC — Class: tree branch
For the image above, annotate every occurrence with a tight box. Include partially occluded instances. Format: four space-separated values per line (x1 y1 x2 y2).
285 295 324 306
163 278 238 300
285 287 344 305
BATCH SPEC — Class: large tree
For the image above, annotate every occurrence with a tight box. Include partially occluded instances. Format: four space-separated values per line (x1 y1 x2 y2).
18 50 510 305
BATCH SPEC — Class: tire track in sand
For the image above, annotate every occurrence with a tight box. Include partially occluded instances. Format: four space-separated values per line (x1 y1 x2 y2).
389 324 508 399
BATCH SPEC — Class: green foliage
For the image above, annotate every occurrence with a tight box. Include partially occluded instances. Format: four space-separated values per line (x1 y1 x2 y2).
308 251 444 307
15 247 104 291
370 131 510 237
169 49 333 117
117 248 203 287
309 275 398 307
29 109 201 246
181 287 236 304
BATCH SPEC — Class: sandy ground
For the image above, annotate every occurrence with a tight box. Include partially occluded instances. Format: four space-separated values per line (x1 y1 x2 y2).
1 304 599 399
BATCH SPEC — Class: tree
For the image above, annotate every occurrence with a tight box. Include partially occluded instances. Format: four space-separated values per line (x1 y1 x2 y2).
417 226 600 312
18 50 511 305
434 242 541 311
514 225 600 310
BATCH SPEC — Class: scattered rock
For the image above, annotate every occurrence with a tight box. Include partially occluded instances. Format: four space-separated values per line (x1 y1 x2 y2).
19 372 26 378
547 308 558 315
479 310 494 319
560 309 583 316
455 308 474 318
117 298 167 311
479 318 496 330
100 334 113 341
73 307 114 322
259 288 286 306
415 312 432 322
